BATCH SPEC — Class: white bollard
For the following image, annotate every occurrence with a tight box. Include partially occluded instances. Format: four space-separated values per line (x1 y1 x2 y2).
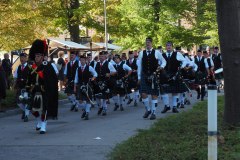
208 85 218 160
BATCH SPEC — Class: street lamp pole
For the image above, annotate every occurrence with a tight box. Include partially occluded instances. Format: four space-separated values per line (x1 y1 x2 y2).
104 0 108 51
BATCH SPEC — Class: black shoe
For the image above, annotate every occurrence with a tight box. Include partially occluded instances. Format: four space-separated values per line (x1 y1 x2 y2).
172 107 179 113
143 111 151 118
113 104 119 111
74 107 78 112
134 100 137 107
23 116 28 122
81 110 86 118
177 103 180 108
97 107 103 115
36 127 41 131
180 104 185 108
84 113 89 120
21 111 25 119
150 114 156 120
161 106 171 113
127 98 133 105
102 110 107 116
40 131 45 134
70 104 76 111
120 105 124 111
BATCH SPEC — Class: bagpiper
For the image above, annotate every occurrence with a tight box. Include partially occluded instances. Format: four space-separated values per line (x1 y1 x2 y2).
194 49 211 101
13 52 30 122
211 46 223 92
112 54 132 111
138 37 166 120
64 51 80 111
160 42 187 114
94 51 117 116
126 51 139 106
74 55 97 120
28 39 59 134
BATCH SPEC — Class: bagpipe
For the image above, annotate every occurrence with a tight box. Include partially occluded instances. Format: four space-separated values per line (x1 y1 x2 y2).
18 87 31 105
77 81 95 105
92 75 111 97
64 79 76 94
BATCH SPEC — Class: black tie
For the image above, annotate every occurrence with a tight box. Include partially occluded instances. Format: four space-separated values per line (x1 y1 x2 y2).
168 53 171 59
147 50 151 55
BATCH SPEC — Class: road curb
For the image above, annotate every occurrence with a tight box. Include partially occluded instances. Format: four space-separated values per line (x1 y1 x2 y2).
0 99 69 119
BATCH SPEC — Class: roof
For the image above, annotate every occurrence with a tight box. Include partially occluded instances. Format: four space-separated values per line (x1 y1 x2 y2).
85 42 122 50
48 38 89 50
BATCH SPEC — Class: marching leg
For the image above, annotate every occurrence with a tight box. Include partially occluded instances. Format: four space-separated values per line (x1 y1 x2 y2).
134 91 139 106
40 112 47 134
172 95 179 113
102 99 107 116
84 103 91 120
150 99 157 120
142 97 151 118
113 95 119 111
201 86 206 101
161 94 171 113
126 93 133 105
119 96 124 111
180 93 185 108
96 98 103 115
24 104 30 122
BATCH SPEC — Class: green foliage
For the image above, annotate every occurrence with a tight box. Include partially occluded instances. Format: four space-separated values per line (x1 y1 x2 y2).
0 0 219 51
109 96 240 160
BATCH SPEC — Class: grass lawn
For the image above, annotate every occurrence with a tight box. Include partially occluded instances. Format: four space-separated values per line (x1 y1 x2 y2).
109 96 240 160
1 90 68 110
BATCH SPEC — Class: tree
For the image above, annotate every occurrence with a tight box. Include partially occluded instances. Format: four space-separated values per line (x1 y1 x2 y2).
216 0 240 125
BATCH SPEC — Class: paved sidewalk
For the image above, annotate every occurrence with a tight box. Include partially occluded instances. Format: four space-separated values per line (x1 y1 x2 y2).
0 94 199 160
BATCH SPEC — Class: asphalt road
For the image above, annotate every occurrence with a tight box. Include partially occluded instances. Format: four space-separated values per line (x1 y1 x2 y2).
0 94 199 160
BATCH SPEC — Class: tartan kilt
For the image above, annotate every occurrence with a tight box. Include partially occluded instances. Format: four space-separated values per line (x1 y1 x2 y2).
139 74 159 96
160 80 188 94
76 89 93 103
127 74 138 93
93 79 113 99
65 81 74 94
195 71 207 85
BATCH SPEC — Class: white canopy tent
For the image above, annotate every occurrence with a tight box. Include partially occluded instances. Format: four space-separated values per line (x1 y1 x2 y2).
48 38 89 50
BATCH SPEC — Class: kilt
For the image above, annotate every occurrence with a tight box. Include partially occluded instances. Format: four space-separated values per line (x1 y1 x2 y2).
113 79 126 96
195 71 207 85
93 80 112 99
65 81 74 94
139 73 159 96
127 74 138 93
76 85 93 103
160 80 188 94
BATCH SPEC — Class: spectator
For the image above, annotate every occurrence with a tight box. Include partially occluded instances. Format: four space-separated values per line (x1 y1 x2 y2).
0 59 7 112
2 53 12 89
57 51 66 91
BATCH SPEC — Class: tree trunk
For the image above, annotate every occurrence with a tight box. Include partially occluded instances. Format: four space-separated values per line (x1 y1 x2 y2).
68 0 80 43
216 0 240 125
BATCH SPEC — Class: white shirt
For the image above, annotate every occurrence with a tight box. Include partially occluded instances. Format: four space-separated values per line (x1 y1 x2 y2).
165 51 187 68
13 62 27 79
64 60 79 75
196 56 209 69
74 64 98 84
185 56 198 72
137 49 166 80
99 60 117 73
115 62 132 71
